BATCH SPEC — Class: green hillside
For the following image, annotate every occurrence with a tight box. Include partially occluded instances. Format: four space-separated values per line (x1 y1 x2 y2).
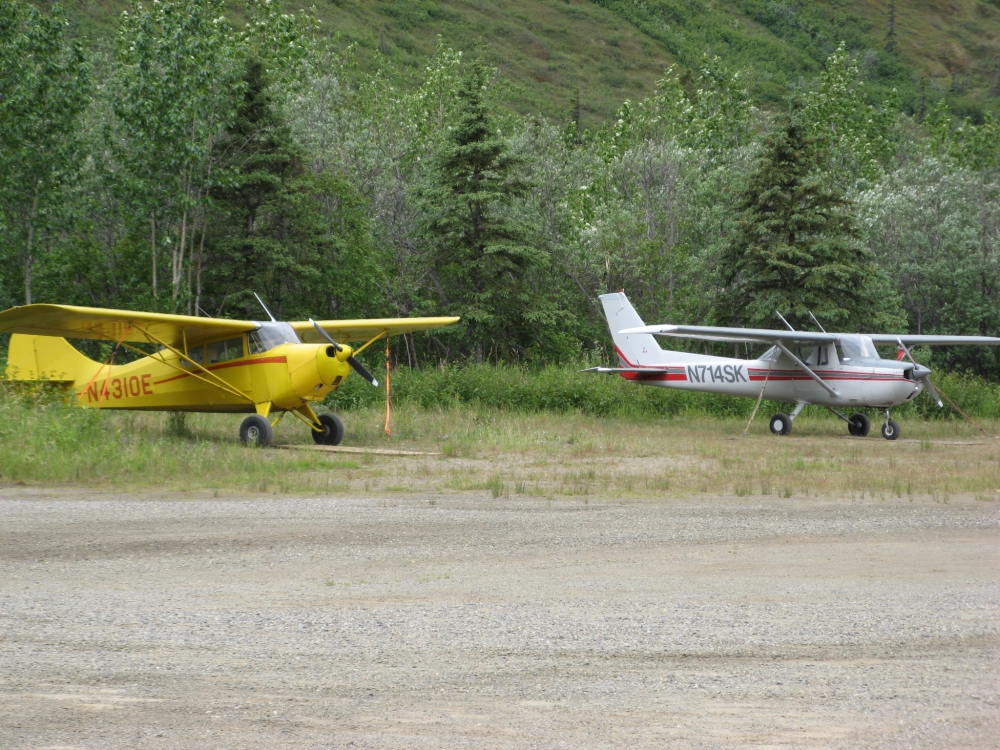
48 0 1000 122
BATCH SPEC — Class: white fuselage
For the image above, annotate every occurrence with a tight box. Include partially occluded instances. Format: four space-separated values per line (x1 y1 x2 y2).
614 345 923 408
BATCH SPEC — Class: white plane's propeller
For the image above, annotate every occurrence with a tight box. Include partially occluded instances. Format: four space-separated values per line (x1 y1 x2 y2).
310 318 379 387
896 337 942 407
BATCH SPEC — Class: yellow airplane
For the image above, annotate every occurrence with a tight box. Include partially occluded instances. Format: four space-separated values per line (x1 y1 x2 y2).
0 301 458 446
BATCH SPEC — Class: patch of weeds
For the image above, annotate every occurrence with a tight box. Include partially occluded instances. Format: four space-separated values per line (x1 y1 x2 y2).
166 411 191 438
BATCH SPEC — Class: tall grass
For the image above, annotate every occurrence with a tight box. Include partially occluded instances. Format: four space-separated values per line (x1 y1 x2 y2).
3 366 1000 495
0 384 339 490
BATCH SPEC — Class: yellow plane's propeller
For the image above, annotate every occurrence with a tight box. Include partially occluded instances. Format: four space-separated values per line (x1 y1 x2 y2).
309 318 379 387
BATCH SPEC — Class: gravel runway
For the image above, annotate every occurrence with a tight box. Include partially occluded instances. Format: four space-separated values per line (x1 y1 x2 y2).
1 490 997 748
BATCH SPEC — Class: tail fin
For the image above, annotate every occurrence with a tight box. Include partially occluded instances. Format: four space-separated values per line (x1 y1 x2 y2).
599 292 668 367
6 334 102 384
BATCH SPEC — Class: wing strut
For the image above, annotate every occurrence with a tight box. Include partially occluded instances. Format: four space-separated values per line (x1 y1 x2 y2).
774 342 840 398
118 327 255 404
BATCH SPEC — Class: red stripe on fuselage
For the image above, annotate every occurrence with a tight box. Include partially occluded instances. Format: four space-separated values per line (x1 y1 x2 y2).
621 371 687 381
153 356 288 385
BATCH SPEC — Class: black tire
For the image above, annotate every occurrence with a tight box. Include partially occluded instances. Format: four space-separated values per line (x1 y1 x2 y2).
882 418 901 441
312 412 345 446
848 412 871 437
240 414 273 447
770 413 792 435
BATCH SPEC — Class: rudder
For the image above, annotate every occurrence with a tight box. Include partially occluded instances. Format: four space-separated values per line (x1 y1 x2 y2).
599 292 666 367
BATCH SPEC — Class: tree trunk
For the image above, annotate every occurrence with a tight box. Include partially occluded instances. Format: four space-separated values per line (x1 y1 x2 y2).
24 180 40 305
195 212 208 316
151 210 158 299
175 206 188 302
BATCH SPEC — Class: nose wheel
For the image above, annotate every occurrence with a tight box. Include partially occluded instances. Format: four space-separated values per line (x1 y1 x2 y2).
882 411 900 441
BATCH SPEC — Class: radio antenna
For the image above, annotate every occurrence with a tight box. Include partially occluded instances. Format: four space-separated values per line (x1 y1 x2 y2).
775 311 795 331
253 292 277 322
807 310 827 332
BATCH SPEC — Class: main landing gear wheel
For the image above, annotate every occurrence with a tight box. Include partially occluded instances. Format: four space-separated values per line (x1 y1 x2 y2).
848 412 871 437
312 412 345 446
240 414 273 447
882 418 901 441
769 413 793 435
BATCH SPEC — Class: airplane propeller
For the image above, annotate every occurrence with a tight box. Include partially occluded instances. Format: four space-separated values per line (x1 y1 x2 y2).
310 319 379 387
896 337 942 407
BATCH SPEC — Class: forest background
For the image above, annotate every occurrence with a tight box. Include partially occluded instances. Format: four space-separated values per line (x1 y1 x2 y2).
2 0 1000 385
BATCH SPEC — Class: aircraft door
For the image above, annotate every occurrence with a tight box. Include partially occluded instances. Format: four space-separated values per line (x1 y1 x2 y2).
793 345 832 401
206 336 251 406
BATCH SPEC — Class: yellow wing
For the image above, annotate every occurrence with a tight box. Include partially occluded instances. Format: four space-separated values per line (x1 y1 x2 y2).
291 317 460 344
0 304 255 347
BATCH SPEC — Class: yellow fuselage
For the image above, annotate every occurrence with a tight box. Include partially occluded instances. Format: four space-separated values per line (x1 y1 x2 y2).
77 343 353 412
7 333 355 414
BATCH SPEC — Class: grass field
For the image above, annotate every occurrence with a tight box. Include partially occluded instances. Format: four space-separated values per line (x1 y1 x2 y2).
4 387 999 501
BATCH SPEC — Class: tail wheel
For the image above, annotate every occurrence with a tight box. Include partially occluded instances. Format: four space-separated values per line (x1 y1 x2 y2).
312 412 345 446
848 413 871 437
882 418 900 441
769 413 792 435
240 414 273 447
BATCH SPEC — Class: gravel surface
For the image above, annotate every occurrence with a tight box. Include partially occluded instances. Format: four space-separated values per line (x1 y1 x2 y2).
1 489 998 748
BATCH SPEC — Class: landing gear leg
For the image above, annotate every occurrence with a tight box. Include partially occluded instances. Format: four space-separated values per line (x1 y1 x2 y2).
881 410 900 441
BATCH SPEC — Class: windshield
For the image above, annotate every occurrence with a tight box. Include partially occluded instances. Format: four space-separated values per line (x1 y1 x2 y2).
839 335 879 362
248 321 300 353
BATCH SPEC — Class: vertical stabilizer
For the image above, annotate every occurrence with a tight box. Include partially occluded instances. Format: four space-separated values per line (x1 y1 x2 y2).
5 334 102 384
599 293 667 367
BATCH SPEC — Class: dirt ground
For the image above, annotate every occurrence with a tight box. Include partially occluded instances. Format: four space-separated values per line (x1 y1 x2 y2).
1 488 997 749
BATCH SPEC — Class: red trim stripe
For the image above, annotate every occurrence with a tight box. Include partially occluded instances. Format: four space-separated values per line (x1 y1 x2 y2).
153 356 288 386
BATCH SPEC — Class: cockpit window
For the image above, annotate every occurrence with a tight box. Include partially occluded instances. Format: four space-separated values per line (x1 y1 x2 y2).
249 321 300 354
796 346 831 366
839 335 879 362
208 337 245 364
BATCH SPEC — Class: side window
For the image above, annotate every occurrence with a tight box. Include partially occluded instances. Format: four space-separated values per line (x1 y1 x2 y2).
797 347 818 365
207 337 245 364
247 331 266 355
183 345 204 368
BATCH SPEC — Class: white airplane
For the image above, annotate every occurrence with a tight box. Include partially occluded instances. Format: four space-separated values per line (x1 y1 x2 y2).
587 292 1000 440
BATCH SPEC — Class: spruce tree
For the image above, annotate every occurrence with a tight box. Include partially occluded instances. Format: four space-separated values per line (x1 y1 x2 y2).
205 58 377 319
424 58 552 361
721 119 894 331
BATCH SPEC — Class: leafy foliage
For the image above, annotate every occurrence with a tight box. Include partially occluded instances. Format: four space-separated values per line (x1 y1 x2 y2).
2 3 1000 383
721 119 901 331
0 0 90 305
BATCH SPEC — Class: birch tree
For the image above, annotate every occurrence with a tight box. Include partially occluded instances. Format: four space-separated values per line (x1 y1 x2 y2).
0 0 90 304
